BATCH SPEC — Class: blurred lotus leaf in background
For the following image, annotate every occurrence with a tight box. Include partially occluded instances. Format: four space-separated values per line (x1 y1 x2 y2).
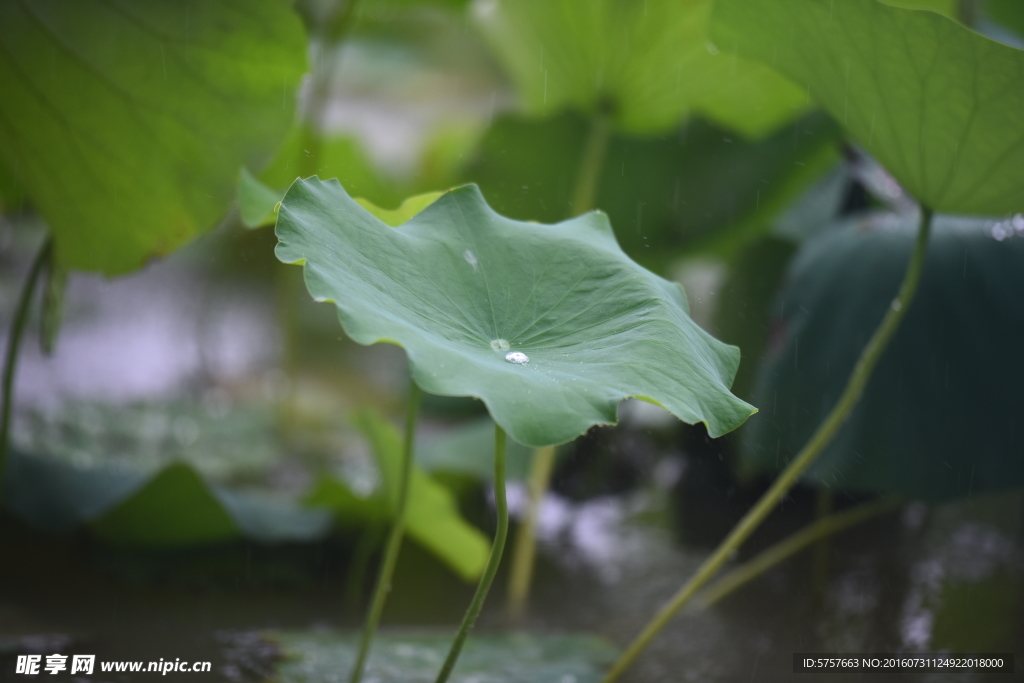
464 111 840 269
712 0 1024 215
742 213 1024 501
2 452 333 545
0 0 307 273
473 0 808 138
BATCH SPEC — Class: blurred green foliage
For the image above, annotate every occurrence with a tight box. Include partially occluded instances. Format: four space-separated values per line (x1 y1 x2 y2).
712 0 1024 215
306 410 490 581
0 0 308 274
473 0 807 137
465 111 840 268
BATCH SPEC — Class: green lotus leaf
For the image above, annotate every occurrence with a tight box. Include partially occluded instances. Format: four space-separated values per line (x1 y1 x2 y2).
473 0 807 137
276 178 754 447
271 630 617 683
2 452 332 544
0 0 307 274
90 463 243 546
741 213 1024 501
711 0 1024 215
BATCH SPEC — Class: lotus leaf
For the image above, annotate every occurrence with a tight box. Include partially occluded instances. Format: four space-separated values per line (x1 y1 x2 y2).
711 0 1024 215
473 0 807 137
742 213 1024 501
0 0 307 273
2 452 332 544
276 179 754 447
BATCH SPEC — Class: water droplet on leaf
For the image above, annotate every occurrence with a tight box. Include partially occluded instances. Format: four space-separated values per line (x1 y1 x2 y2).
505 351 529 365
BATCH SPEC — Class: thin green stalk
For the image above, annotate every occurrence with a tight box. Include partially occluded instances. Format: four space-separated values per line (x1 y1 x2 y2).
571 113 611 217
696 498 900 610
344 522 385 614
348 382 421 683
1 237 52 491
506 444 556 620
601 207 933 683
434 425 509 683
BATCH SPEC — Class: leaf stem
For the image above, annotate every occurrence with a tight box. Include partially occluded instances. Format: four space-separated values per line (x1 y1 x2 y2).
0 237 52 492
505 444 556 620
434 424 509 683
348 381 421 683
696 498 900 610
600 207 933 682
571 113 611 216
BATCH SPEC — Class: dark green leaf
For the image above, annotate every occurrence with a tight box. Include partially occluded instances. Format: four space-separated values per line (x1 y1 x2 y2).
711 0 1024 214
276 179 754 446
0 0 307 273
271 630 617 683
2 452 333 544
741 213 1024 501
89 463 239 546
2 450 144 534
